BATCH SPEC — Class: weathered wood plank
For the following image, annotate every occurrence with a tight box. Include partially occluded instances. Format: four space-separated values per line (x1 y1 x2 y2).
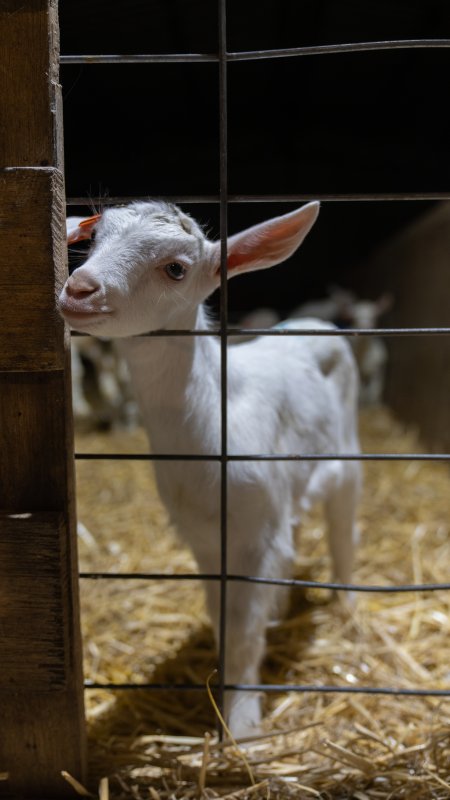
0 168 68 371
0 169 65 283
0 370 87 795
0 0 61 168
0 695 87 798
0 512 69 690
0 373 70 510
0 0 86 794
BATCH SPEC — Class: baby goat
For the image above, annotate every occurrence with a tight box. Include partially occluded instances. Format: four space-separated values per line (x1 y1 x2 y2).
59 201 361 736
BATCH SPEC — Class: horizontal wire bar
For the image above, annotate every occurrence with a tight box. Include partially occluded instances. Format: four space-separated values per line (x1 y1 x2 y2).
60 39 450 65
70 327 450 338
78 572 450 593
142 326 450 337
83 681 450 697
228 39 450 60
61 53 218 64
75 453 450 462
66 192 450 205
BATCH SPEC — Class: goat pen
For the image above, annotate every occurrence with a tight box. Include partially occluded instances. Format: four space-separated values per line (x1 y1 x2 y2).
1 0 450 798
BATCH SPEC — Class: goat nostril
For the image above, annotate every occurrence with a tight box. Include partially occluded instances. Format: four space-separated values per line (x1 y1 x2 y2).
66 275 100 299
71 288 98 300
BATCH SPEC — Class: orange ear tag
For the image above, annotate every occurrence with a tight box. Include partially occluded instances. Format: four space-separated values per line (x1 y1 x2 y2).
67 214 102 244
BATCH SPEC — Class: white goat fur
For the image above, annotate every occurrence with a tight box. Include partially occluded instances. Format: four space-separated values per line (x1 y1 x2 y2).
59 201 361 736
346 297 392 406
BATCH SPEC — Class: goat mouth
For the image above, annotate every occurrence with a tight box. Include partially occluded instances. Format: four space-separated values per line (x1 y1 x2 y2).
60 308 113 330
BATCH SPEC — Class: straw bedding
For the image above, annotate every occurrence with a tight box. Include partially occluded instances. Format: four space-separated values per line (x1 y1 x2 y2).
74 406 450 799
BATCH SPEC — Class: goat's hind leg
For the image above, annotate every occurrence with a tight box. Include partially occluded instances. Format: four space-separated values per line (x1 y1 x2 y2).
324 460 361 588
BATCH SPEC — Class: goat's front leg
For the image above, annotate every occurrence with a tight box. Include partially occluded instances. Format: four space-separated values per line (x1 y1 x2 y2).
205 578 275 738
194 507 294 738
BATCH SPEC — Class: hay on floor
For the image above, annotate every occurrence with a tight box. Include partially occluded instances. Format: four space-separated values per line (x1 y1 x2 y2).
74 406 450 799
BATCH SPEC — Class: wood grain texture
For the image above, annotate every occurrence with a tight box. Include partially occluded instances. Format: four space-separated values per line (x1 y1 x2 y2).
0 375 87 793
0 1 86 793
0 168 67 371
0 0 61 168
0 377 87 793
0 512 68 690
0 693 86 798
0 373 70 509
0 382 87 791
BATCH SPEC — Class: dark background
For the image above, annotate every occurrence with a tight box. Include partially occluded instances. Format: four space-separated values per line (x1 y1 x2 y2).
59 0 450 318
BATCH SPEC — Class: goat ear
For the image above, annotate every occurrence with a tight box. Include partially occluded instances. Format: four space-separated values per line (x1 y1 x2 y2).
66 214 102 244
211 202 319 278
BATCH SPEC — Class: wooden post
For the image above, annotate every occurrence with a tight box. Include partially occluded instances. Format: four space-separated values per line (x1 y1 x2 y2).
0 1 86 795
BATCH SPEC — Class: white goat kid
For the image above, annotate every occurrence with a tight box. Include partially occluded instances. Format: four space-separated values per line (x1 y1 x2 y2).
59 201 361 737
347 296 393 406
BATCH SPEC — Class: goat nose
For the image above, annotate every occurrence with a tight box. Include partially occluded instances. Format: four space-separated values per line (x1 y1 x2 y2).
66 273 100 299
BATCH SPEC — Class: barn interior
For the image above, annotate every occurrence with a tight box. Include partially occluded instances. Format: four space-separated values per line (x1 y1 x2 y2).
57 2 450 796
60 0 450 450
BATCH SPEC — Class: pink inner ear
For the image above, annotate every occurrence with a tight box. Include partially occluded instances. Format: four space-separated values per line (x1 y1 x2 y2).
215 202 320 278
67 214 101 244
227 250 250 270
226 215 306 273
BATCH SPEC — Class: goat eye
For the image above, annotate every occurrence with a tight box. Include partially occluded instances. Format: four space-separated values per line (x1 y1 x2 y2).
165 262 186 281
90 229 97 242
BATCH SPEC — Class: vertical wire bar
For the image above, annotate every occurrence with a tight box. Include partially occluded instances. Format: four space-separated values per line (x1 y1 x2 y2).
218 0 228 738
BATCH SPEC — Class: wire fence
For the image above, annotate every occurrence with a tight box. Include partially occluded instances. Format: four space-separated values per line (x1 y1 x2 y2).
63 1 450 720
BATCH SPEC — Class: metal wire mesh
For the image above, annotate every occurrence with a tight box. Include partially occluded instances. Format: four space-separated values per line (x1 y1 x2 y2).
64 3 450 710
60 37 450 65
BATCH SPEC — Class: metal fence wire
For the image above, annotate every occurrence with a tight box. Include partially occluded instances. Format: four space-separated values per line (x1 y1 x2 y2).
64 1 450 722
